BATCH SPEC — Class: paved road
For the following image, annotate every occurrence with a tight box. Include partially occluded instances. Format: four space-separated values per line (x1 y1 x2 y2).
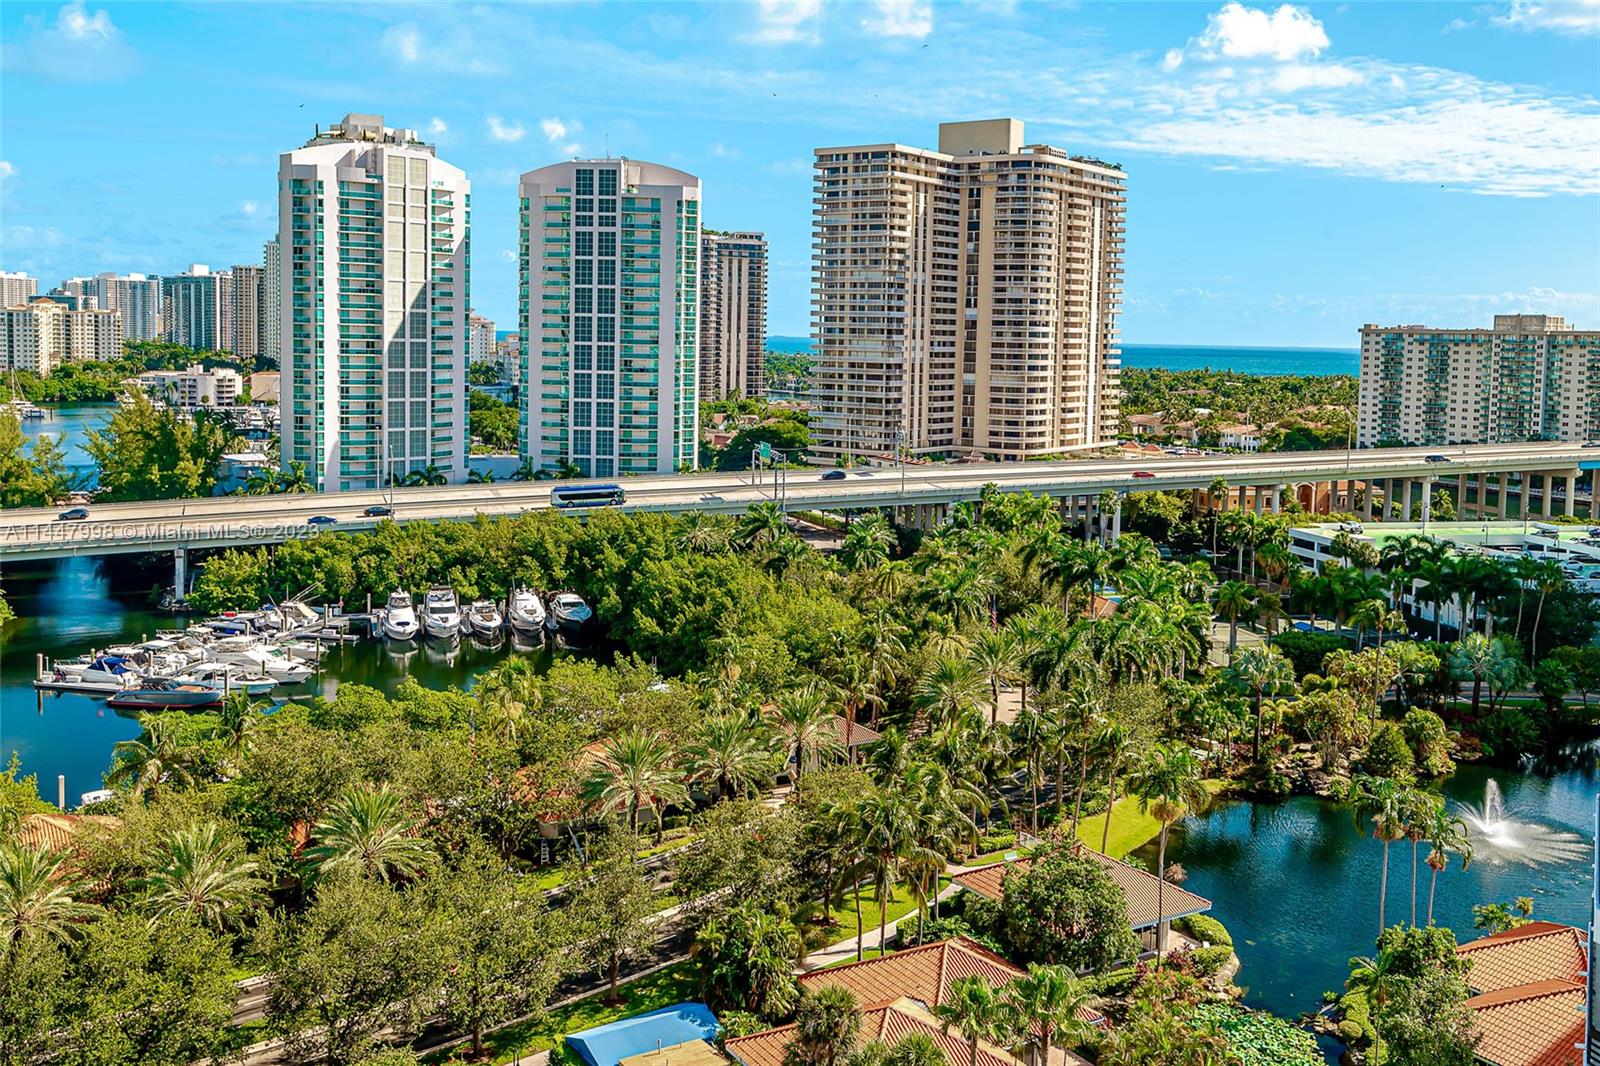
4 441 1594 562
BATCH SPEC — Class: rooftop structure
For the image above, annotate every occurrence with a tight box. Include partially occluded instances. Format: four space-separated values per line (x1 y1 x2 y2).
1456 922 1588 1066
952 849 1212 935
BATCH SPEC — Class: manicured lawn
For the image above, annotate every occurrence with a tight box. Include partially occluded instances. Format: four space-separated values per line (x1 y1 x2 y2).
819 877 951 945
427 960 699 1065
1076 780 1227 859
820 948 887 968
531 831 698 892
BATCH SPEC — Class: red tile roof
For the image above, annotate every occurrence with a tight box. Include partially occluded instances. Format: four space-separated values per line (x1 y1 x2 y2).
15 813 120 853
1458 922 1589 993
952 849 1211 931
1457 923 1589 1066
797 937 1101 1025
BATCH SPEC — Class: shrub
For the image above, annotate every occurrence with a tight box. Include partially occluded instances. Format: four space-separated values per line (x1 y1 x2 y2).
1473 705 1539 761
1361 722 1415 778
1400 708 1454 776
1177 914 1232 947
1271 631 1350 678
1187 946 1234 978
1085 966 1138 997
1335 1020 1363 1044
976 831 1016 854
1190 1003 1322 1065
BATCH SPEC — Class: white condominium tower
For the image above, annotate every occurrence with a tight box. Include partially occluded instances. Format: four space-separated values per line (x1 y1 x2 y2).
0 271 38 310
812 118 1125 461
1358 315 1600 446
90 273 162 341
278 113 471 491
1 297 123 373
162 264 232 351
519 158 700 476
699 231 767 401
263 239 282 364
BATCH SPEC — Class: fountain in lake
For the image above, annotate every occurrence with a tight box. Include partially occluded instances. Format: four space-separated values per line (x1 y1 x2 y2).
1458 779 1590 867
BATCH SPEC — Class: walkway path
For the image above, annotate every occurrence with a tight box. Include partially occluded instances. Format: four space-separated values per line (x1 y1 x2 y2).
800 881 964 971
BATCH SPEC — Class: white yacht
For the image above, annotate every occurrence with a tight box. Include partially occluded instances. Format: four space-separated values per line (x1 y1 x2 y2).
422 586 462 640
178 662 278 696
207 636 315 683
383 591 419 641
39 654 143 693
507 587 546 635
465 600 504 638
546 591 592 634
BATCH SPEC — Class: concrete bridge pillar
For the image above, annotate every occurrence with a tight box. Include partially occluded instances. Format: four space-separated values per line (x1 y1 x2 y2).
1401 478 1414 522
1495 475 1507 519
1362 481 1373 521
1112 497 1123 543
1421 476 1434 527
1252 486 1263 515
173 548 188 600
1270 485 1282 514
1564 473 1577 517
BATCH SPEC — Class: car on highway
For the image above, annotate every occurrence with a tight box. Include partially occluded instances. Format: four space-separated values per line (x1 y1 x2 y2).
363 504 394 517
1425 454 1449 463
1585 441 1600 448
306 515 339 526
820 469 847 480
1131 470 1156 479
56 506 89 521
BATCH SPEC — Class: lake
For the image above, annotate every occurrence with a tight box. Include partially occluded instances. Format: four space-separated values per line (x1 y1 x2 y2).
1139 750 1597 1021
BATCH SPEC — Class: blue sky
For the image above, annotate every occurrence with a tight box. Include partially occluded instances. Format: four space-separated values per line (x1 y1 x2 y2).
1 0 1597 353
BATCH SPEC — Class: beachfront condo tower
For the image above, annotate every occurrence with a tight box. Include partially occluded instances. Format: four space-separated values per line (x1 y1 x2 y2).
519 159 700 477
278 113 471 491
699 231 767 402
811 118 1125 462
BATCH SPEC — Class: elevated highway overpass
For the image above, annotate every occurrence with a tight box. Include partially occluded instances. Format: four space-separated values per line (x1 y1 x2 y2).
2 443 1597 578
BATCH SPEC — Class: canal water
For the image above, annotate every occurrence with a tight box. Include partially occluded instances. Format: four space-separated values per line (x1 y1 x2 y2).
17 402 113 486
1140 748 1597 1022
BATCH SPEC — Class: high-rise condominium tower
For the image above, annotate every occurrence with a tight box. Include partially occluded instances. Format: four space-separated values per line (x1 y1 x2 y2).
230 264 265 361
0 272 37 310
263 239 282 364
699 231 767 401
1 297 123 373
1358 315 1600 446
90 273 162 341
162 265 231 350
812 119 1125 461
279 113 471 490
519 159 700 476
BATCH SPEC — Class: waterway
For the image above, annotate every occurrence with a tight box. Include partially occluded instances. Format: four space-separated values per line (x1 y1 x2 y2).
1137 749 1597 1022
17 402 114 486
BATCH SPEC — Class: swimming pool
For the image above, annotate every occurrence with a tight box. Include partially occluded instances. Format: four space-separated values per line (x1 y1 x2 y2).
566 1003 721 1066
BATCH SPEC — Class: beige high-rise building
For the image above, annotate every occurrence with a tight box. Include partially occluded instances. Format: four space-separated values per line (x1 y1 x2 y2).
699 231 766 401
812 118 1124 461
230 264 265 361
1 297 123 373
1358 315 1600 446
0 271 37 310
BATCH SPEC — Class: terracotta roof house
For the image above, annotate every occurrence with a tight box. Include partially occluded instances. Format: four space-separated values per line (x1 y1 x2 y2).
952 849 1212 957
796 936 1102 1026
15 813 120 853
726 997 1091 1066
1456 922 1589 1066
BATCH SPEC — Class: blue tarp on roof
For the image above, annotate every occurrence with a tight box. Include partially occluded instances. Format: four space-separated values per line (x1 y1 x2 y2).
566 1003 720 1066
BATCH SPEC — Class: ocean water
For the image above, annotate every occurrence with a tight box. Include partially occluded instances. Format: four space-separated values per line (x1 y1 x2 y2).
767 337 1358 377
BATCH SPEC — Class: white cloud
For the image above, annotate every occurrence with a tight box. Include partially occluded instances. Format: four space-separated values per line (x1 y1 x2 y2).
240 200 260 216
500 249 516 262
486 115 527 143
863 0 934 39
427 117 449 136
1492 0 1600 35
1161 48 1184 73
1 1 136 82
378 19 503 75
749 0 822 44
0 161 16 184
381 23 422 62
3 225 65 249
1271 62 1364 91
540 118 569 142
540 117 583 156
1197 2 1329 61
710 142 742 159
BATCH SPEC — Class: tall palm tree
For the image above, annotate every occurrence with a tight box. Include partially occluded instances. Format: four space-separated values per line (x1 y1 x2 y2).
682 713 776 801
734 501 787 550
475 655 543 741
106 715 195 797
276 460 313 494
1213 580 1256 660
969 630 1022 724
0 841 100 952
775 684 844 788
1449 634 1515 718
915 657 988 730
1126 745 1210 959
1093 720 1134 855
1528 558 1566 660
1401 789 1441 928
936 975 1009 1066
841 513 896 572
580 729 689 840
303 785 434 883
1346 774 1410 936
788 984 861 1066
676 512 733 555
1423 804 1473 926
140 822 266 930
1010 700 1052 832
853 786 928 957
1002 964 1101 1066
1225 645 1295 763
216 693 269 772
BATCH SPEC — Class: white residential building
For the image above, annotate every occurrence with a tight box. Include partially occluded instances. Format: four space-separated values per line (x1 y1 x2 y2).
1358 315 1600 446
51 277 98 309
812 119 1125 460
519 158 700 476
279 113 471 490
90 273 163 341
263 238 282 365
1 297 123 373
0 271 38 309
699 231 767 401
468 312 497 365
138 363 243 407
231 264 265 361
162 265 231 350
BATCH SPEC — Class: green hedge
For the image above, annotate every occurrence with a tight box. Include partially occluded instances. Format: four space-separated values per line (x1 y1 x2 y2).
1188 945 1234 978
1178 913 1233 947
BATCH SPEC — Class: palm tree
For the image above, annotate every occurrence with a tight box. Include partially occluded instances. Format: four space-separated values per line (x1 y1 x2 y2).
1225 645 1295 763
969 630 1022 724
734 501 787 550
1208 476 1230 557
580 729 689 840
1002 964 1100 1066
1401 789 1441 928
1213 580 1256 660
676 512 733 555
106 715 195 797
787 984 861 1066
1010 700 1052 833
915 657 988 730
884 1034 947 1066
303 785 434 883
1126 744 1210 959
1093 720 1134 855
140 822 266 930
1345 947 1399 1053
466 468 496 484
1423 804 1473 926
475 655 543 741
682 713 775 801
1450 634 1516 718
404 464 448 487
936 975 1009 1066
216 693 268 772
1346 774 1410 936
853 785 927 957
1528 558 1566 660
775 684 844 789
0 841 100 952
841 513 896 571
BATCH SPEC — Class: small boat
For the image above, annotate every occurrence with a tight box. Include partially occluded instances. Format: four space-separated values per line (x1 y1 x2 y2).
546 591 592 633
179 662 278 696
107 679 224 711
422 586 461 640
465 600 503 637
383 591 419 641
53 654 143 690
507 587 546 635
207 636 315 683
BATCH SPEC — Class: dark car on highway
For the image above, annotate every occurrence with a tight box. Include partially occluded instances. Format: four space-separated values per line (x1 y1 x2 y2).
56 507 89 521
363 504 394 517
307 515 339 526
821 470 847 480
